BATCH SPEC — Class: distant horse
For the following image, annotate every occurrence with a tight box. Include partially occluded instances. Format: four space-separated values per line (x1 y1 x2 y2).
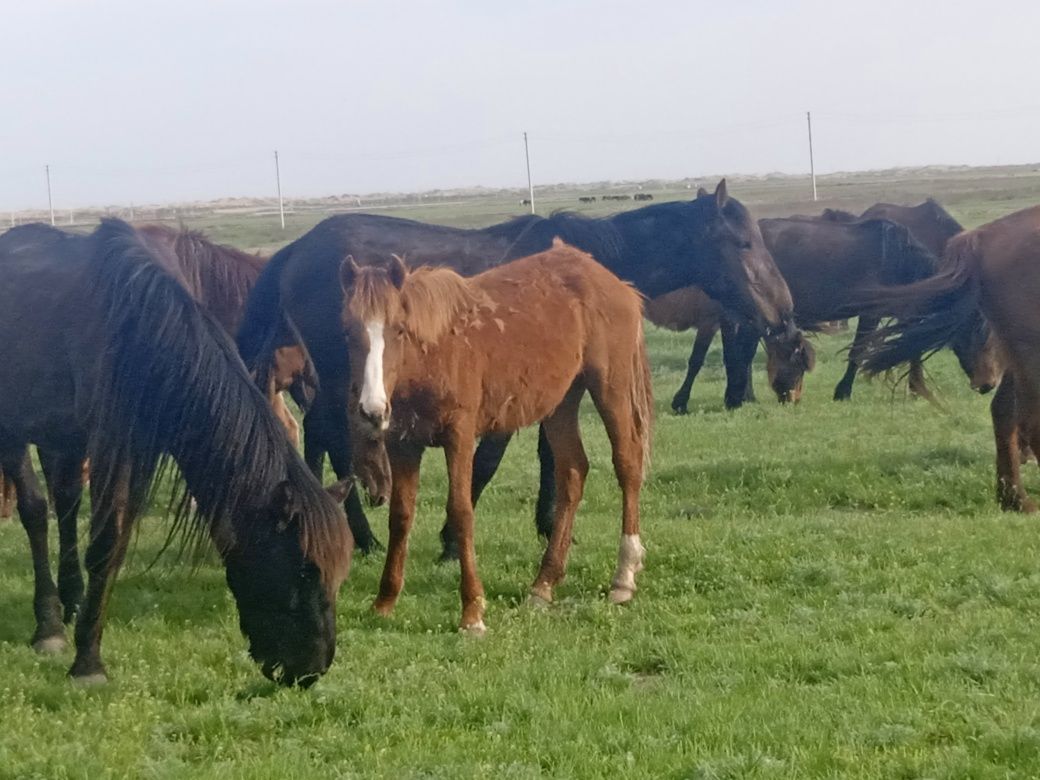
634 193 654 202
578 196 597 203
0 220 351 685
238 181 800 558
858 206 1040 511
646 286 815 412
340 242 652 632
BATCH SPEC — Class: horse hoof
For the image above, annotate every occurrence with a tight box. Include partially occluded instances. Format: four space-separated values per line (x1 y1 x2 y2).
608 586 636 605
459 620 487 636
372 600 395 617
32 635 67 655
526 593 552 609
72 672 108 686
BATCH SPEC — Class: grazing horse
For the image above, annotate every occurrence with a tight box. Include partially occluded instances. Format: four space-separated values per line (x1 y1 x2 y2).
340 242 652 632
858 206 1040 511
646 286 816 412
717 217 942 403
0 220 351 685
238 180 800 558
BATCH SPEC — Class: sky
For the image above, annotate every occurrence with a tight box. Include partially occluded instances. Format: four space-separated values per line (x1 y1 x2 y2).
4 0 1040 210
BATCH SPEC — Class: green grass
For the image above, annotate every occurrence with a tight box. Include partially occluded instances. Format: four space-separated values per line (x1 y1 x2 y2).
4 329 1039 779
4 174 1040 778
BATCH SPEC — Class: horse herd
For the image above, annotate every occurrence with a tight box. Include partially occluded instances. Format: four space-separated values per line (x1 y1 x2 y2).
0 180 1037 689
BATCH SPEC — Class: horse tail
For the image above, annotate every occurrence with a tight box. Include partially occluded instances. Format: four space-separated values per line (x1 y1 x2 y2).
631 318 654 481
857 231 981 374
236 243 293 372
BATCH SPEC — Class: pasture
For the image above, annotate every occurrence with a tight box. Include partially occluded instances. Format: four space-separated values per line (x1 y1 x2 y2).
2 174 1040 778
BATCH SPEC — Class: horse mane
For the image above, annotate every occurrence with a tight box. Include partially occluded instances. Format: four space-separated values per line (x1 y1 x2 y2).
487 211 627 266
86 219 348 580
921 198 965 234
861 219 940 285
136 224 266 334
350 262 492 345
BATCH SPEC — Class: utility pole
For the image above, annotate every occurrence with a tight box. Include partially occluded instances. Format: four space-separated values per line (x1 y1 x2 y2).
45 164 55 225
274 150 285 229
806 111 818 202
523 131 535 214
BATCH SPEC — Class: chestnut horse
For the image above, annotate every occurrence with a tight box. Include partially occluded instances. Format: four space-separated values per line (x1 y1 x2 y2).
0 220 351 684
341 241 653 632
645 286 816 412
859 205 1040 511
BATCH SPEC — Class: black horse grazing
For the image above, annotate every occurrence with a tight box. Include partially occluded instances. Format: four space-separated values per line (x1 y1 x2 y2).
0 219 352 686
238 181 801 558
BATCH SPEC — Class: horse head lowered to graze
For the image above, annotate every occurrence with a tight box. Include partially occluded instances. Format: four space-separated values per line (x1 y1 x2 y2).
0 219 352 686
339 242 653 632
236 180 801 560
644 286 816 411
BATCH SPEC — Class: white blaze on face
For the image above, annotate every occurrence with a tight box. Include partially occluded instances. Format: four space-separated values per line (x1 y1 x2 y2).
360 320 389 428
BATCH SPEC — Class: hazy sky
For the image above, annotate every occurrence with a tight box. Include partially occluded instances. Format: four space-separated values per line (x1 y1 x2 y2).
4 1 1040 210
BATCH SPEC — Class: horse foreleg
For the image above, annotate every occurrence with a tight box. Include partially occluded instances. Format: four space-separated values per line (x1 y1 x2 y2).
5 450 65 653
672 324 717 414
530 385 587 606
39 449 86 624
70 464 135 683
835 316 879 401
442 428 487 633
373 443 423 617
721 320 753 409
992 374 1034 512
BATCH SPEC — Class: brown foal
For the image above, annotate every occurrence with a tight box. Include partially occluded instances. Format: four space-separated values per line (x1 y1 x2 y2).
340 240 653 632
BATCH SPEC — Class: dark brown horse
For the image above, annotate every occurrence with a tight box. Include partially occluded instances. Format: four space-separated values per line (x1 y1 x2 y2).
0 220 351 685
858 205 1040 511
341 242 652 632
666 216 938 408
238 181 801 558
645 286 815 411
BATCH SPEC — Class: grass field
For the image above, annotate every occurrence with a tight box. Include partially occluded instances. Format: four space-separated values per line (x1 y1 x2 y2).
2 171 1040 778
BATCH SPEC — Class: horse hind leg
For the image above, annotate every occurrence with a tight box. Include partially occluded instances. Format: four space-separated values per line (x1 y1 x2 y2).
991 374 1034 511
586 365 649 605
529 384 588 606
4 450 66 653
40 449 86 623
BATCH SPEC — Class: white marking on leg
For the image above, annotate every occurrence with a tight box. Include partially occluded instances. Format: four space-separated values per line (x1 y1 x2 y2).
609 534 645 604
360 320 389 428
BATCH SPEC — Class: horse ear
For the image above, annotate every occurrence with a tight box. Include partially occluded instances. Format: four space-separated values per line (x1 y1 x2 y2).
714 179 729 209
339 255 360 291
325 478 354 504
801 339 817 371
696 186 709 198
551 236 566 249
388 255 407 290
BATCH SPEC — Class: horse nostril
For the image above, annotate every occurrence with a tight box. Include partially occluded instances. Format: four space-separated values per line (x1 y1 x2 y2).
977 384 995 395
